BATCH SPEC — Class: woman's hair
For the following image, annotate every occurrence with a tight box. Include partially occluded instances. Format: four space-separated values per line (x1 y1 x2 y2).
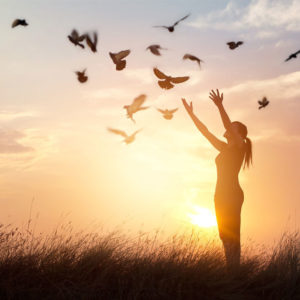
232 121 252 168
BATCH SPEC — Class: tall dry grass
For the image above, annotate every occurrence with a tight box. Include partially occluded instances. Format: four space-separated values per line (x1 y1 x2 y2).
0 222 299 299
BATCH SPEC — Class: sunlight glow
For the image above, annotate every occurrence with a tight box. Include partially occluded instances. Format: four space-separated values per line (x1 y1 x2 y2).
187 205 217 228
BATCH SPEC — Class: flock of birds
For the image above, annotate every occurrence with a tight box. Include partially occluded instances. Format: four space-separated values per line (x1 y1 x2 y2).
11 15 300 144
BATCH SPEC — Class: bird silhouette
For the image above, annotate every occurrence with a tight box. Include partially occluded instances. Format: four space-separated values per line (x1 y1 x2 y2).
153 68 189 90
109 50 130 71
85 32 98 52
227 41 243 50
75 69 88 83
12 19 28 28
183 54 204 68
153 14 190 32
123 94 149 123
157 108 178 120
107 128 141 144
285 50 300 62
68 29 85 48
258 97 269 109
146 44 167 56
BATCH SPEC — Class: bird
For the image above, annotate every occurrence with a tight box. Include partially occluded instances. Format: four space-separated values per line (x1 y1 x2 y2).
109 50 131 71
107 128 141 144
285 50 300 62
227 41 243 50
85 32 98 52
258 97 269 109
75 69 88 83
68 29 85 48
153 68 189 90
153 14 190 32
12 19 28 28
123 94 149 123
157 108 178 120
183 54 204 68
146 44 167 56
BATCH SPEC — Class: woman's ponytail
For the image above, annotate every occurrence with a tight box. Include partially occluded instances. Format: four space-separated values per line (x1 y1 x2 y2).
243 137 252 169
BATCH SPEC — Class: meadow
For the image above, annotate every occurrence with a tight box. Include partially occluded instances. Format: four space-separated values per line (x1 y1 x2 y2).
0 222 299 300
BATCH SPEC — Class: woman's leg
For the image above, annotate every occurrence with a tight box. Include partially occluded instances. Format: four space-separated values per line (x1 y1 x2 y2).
215 201 242 269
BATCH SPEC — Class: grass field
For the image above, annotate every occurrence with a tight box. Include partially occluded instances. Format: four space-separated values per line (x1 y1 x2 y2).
0 222 299 299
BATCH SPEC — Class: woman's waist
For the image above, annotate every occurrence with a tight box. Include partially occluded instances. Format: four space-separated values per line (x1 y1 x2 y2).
214 182 243 197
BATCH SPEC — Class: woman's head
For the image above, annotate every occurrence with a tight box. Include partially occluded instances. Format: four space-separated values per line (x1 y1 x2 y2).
223 121 248 140
224 121 252 168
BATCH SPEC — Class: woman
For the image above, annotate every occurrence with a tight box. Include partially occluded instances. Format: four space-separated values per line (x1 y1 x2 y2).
182 89 252 269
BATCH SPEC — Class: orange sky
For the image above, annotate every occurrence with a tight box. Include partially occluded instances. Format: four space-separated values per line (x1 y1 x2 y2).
1 0 300 245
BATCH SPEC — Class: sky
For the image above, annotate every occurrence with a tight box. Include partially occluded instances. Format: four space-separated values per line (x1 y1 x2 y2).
0 0 300 245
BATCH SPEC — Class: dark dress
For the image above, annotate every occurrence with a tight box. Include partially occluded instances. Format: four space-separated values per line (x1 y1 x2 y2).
214 143 245 243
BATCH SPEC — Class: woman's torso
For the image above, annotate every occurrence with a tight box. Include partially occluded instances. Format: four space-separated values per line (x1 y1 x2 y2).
214 143 245 202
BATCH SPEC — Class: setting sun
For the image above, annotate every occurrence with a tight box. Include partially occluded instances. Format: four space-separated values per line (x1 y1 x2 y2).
187 205 217 228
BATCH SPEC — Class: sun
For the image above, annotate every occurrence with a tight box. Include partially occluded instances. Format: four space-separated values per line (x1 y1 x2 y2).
187 205 217 228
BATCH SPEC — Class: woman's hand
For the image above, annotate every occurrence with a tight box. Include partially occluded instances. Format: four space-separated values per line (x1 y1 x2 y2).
182 98 194 115
209 89 223 107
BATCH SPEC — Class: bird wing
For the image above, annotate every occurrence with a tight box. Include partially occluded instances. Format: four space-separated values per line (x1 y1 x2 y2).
295 50 300 55
115 50 130 61
285 55 292 62
153 68 167 79
12 19 20 28
109 52 117 64
237 41 244 46
131 94 147 110
85 34 93 48
132 129 141 137
157 108 165 113
183 54 191 60
149 47 161 56
107 128 128 138
71 29 79 39
153 25 168 29
258 100 263 105
169 108 179 113
173 14 190 26
170 76 189 84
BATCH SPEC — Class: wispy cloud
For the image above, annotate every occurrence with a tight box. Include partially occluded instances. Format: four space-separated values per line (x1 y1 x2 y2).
0 110 38 122
0 128 33 154
189 0 300 39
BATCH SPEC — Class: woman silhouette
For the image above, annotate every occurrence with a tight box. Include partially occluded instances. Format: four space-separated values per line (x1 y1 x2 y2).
182 89 252 269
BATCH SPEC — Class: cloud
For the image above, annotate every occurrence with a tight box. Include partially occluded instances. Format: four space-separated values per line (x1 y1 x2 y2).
0 110 38 122
123 68 154 85
0 128 34 154
189 0 300 38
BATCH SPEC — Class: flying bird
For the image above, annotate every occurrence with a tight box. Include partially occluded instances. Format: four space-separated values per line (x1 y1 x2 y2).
227 41 243 50
68 29 85 49
285 50 300 62
153 14 190 32
107 128 141 144
75 69 88 83
85 32 98 52
123 94 149 123
109 50 130 71
153 68 189 90
183 54 204 68
157 108 178 120
146 44 167 56
258 97 269 109
12 19 28 28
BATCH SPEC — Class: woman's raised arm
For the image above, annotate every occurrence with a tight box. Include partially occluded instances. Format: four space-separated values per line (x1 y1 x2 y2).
209 89 244 147
182 98 226 152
